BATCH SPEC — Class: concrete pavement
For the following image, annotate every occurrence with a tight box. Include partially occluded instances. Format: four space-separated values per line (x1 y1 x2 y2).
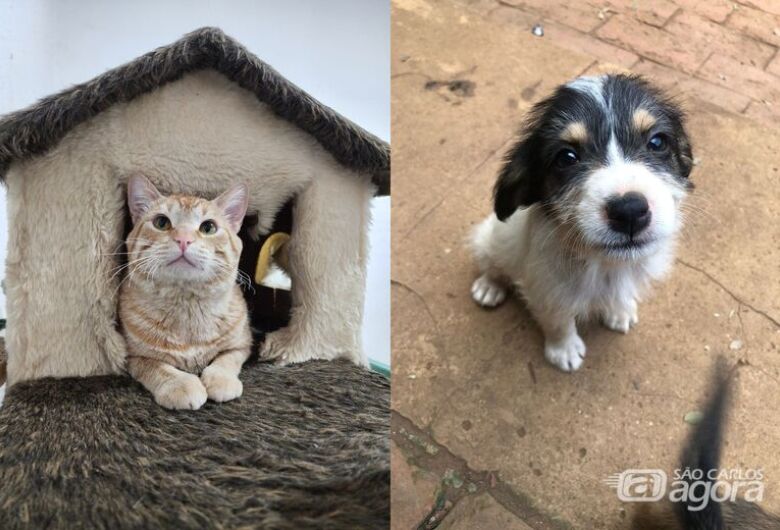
391 0 780 527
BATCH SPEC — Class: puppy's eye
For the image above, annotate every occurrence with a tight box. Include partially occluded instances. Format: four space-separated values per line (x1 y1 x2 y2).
554 148 579 168
647 133 668 152
152 215 171 231
199 220 218 235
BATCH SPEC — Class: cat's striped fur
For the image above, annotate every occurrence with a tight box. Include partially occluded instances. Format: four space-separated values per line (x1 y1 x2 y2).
119 174 251 410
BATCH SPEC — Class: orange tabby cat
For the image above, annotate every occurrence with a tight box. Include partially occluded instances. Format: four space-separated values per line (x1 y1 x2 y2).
119 174 252 410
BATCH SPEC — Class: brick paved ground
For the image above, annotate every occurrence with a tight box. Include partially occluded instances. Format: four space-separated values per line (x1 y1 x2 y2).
392 0 780 528
472 0 780 127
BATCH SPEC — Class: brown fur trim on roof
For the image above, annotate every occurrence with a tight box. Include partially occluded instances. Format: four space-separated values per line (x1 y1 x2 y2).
0 27 390 195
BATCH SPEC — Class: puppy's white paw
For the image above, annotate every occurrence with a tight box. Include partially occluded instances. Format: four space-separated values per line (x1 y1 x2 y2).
201 365 243 403
544 334 586 372
154 373 208 410
471 274 507 307
602 307 639 334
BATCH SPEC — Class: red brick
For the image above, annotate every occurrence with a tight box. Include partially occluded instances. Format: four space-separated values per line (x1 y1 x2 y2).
499 0 679 31
486 2 544 29
742 99 780 129
450 0 499 16
489 6 639 67
726 4 780 47
581 61 633 77
767 51 780 77
698 53 780 103
736 0 780 17
632 59 752 113
499 0 604 33
670 0 737 23
596 14 709 73
603 0 679 27
666 11 776 68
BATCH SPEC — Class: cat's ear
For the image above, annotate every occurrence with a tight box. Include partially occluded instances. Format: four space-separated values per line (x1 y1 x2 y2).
127 174 162 224
215 183 249 233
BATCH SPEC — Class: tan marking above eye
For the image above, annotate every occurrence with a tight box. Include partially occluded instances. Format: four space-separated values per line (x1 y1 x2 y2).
560 122 588 143
633 108 657 132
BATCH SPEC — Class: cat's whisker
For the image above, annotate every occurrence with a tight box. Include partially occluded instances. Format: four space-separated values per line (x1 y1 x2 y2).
235 269 256 294
110 255 170 286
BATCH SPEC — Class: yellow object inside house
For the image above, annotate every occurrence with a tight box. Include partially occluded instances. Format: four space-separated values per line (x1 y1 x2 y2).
254 232 291 284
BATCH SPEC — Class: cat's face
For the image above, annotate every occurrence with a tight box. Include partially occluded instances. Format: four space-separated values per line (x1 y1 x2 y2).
125 174 249 285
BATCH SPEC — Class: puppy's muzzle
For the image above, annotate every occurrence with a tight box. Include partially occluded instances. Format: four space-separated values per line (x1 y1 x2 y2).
606 192 651 238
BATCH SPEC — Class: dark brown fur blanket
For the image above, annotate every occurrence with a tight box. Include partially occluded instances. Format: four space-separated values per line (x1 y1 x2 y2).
0 358 389 529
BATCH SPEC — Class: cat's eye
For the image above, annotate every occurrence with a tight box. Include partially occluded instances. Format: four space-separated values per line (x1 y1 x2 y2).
152 215 171 231
199 220 218 235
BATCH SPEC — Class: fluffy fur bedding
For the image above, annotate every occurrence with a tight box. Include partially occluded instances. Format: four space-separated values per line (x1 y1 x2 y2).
0 356 389 529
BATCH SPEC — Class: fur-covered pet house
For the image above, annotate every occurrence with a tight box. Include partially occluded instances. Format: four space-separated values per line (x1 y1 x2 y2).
0 27 389 385
0 29 390 528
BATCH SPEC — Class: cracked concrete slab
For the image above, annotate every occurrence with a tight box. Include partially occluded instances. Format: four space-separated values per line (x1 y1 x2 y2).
438 494 535 530
391 0 780 528
392 411 568 529
391 440 441 529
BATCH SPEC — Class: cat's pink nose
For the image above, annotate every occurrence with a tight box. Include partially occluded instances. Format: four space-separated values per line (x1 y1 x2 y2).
174 236 193 252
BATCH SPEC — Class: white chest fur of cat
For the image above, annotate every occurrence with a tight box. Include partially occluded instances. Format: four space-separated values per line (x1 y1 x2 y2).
119 174 252 410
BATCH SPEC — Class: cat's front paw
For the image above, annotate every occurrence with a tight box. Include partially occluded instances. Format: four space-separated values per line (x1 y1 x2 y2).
201 365 243 402
544 334 586 372
155 373 208 410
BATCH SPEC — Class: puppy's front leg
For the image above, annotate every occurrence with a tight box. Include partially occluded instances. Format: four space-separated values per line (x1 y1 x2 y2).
537 314 586 372
602 297 639 334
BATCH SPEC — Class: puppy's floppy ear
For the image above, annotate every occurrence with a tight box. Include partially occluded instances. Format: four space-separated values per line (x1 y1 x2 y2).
493 137 543 221
664 96 695 188
677 130 694 184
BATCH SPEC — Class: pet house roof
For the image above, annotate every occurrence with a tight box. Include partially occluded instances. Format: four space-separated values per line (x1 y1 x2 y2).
0 27 390 195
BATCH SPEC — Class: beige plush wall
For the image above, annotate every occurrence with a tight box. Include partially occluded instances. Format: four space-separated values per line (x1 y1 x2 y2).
5 70 374 385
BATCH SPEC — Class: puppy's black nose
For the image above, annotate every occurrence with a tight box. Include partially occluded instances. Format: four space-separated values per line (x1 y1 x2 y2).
605 192 651 237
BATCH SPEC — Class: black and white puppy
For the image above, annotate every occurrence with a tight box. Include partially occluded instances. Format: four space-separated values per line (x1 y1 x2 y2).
471 74 694 371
